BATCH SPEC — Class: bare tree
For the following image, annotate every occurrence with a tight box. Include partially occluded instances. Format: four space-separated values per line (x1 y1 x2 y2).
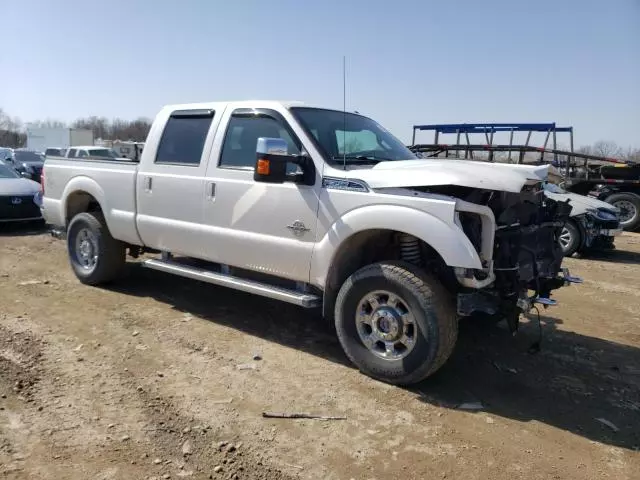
622 147 640 163
28 119 67 129
109 117 152 142
576 145 593 155
72 116 110 140
592 140 622 158
0 108 26 147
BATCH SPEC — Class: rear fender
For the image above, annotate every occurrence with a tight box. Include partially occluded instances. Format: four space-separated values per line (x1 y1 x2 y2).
61 176 108 227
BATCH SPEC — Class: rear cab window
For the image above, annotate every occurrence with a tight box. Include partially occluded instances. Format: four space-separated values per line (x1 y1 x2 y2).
155 110 215 166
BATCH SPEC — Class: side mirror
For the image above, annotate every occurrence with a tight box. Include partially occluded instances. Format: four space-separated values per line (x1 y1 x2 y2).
253 138 291 184
20 171 33 179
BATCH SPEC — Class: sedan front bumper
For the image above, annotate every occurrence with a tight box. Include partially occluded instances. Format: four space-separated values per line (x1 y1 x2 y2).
599 228 622 237
0 194 43 222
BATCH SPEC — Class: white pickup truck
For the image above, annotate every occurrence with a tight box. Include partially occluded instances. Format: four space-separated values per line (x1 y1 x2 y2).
42 101 581 385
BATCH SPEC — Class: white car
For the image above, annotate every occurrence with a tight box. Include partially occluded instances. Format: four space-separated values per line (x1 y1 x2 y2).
60 146 129 161
543 182 621 256
42 101 580 385
0 162 43 222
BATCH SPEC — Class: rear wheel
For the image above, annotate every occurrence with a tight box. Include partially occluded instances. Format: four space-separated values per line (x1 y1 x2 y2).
67 212 126 285
334 262 457 385
559 220 581 257
606 192 640 231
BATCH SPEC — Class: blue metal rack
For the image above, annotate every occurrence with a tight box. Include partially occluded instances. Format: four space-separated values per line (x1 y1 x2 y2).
411 122 575 164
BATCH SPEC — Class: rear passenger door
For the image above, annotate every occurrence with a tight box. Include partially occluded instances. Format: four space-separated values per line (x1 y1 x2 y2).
136 108 221 256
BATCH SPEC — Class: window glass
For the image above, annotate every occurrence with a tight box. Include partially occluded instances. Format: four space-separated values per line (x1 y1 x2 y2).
155 113 214 165
89 148 118 158
78 150 87 157
67 149 77 158
14 151 45 162
335 129 381 155
0 163 19 178
291 108 416 164
219 115 299 168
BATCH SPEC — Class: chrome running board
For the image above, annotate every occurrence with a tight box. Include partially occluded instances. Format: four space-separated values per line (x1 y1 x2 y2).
143 258 320 308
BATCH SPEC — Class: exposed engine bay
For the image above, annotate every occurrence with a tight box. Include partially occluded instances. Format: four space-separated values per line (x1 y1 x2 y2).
412 182 578 332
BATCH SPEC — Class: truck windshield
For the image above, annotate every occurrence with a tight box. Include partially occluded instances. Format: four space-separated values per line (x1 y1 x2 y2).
290 107 417 165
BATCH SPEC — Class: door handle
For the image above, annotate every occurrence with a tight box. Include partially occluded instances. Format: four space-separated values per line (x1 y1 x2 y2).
207 182 216 200
144 176 152 192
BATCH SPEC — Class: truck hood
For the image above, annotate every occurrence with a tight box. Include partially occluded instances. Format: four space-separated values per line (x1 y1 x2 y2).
350 159 549 193
0 177 41 196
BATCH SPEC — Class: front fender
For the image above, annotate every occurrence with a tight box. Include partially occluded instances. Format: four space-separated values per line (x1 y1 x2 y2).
310 204 482 288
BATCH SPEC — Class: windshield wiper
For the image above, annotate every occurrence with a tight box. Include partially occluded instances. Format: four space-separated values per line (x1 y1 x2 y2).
331 155 392 164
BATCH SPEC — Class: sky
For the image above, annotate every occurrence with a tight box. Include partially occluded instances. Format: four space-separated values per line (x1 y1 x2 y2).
2 0 639 148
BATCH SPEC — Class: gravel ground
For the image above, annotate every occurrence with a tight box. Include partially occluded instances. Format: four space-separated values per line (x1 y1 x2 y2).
0 224 639 479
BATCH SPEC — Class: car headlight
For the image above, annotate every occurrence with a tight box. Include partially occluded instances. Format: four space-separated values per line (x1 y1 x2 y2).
587 208 619 221
33 191 43 207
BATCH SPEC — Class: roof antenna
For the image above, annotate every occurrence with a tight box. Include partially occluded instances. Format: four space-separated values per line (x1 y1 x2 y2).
342 55 347 171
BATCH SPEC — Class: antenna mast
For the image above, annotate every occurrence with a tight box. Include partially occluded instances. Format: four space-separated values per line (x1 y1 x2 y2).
343 55 346 171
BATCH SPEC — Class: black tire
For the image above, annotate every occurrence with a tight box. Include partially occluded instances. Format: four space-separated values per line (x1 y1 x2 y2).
66 212 125 285
605 192 640 231
559 219 581 257
334 261 457 385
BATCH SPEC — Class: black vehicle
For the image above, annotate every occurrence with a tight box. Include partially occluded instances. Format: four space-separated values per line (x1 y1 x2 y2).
7 149 45 183
0 163 42 223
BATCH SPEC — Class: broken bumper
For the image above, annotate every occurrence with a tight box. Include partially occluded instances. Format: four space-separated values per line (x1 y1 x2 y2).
457 267 583 317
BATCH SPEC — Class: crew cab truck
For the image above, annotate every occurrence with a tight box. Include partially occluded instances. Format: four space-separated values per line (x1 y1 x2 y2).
42 101 580 385
56 146 127 160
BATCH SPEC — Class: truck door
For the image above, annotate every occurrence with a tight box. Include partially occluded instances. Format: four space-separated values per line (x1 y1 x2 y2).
136 108 222 256
201 108 321 283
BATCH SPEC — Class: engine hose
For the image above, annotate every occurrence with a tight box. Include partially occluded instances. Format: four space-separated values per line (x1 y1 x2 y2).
398 234 422 266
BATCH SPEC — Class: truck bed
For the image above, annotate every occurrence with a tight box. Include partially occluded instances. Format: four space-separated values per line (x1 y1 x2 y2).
42 156 141 245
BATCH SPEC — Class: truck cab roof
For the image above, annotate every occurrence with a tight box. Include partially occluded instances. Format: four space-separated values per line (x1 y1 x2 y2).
160 100 308 112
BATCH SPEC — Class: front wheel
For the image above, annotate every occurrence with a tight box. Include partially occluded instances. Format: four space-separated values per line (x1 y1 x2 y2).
334 262 457 385
559 220 581 257
67 211 126 285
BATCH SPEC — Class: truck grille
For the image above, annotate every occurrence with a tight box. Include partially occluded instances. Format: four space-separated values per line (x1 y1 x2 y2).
0 195 41 220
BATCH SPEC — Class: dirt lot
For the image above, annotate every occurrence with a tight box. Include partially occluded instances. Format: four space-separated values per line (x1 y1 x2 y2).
0 224 639 480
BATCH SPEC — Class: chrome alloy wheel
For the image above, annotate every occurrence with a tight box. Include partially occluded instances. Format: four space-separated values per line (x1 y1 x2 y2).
355 290 418 360
559 226 573 250
74 228 99 271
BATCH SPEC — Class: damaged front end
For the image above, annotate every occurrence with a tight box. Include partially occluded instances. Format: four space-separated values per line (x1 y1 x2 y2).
452 182 582 332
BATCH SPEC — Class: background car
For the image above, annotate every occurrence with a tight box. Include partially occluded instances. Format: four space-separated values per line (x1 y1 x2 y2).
0 162 42 223
44 147 65 157
544 182 622 256
0 147 14 163
6 149 45 183
63 146 127 160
